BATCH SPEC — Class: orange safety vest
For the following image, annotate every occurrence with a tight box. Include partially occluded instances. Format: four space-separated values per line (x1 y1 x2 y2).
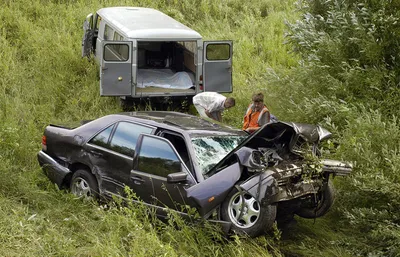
242 104 269 130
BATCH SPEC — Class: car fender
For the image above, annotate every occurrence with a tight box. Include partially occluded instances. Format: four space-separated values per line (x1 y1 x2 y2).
238 170 279 205
186 162 242 217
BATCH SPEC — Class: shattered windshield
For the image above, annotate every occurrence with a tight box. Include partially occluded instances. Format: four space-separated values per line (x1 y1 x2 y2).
191 135 246 175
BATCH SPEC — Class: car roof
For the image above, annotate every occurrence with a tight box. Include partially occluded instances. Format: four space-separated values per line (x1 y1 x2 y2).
111 111 245 136
97 7 202 40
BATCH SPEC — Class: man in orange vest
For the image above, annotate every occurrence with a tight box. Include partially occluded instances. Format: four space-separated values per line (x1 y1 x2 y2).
242 92 270 133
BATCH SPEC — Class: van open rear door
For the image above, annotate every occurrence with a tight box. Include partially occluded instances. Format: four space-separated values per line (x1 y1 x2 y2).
82 13 94 58
100 41 132 96
203 41 233 93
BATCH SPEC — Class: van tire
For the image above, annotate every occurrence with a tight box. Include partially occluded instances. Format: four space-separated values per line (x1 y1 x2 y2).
120 98 133 111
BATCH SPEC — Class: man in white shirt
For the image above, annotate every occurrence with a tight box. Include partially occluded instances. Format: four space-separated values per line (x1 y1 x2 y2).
192 92 235 122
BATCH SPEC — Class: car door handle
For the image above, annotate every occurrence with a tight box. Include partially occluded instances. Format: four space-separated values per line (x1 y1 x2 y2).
131 176 145 185
88 150 103 157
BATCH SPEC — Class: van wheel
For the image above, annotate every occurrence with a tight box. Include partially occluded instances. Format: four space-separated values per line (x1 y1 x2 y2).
221 187 276 237
120 98 133 111
70 169 99 200
296 180 335 219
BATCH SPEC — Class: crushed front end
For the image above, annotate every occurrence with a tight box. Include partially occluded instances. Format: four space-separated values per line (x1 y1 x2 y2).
236 121 352 218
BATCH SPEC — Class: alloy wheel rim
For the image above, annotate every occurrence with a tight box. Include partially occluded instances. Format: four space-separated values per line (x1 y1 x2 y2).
228 191 260 228
71 177 92 199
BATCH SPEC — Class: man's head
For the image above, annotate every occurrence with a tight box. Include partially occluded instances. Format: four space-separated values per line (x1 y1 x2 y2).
224 97 235 109
252 92 264 111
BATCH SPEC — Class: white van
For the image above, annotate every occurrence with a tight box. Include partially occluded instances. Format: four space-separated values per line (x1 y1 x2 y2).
82 7 233 106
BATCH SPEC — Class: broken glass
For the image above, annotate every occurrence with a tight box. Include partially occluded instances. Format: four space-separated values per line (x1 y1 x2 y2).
191 136 246 174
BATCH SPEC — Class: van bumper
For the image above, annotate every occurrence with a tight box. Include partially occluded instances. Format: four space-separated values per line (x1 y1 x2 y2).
37 150 71 187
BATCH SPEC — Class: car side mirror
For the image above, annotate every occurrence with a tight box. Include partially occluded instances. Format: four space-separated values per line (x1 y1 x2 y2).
167 171 188 183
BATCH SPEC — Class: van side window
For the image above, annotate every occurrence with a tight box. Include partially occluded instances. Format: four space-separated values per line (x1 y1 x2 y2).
113 32 123 41
95 15 101 31
182 41 196 54
104 24 114 40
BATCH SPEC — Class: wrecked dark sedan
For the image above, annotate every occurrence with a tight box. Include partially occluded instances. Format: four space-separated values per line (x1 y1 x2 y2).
37 111 352 237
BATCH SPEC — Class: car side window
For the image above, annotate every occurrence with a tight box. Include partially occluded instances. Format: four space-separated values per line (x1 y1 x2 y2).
138 136 181 177
89 124 115 148
109 122 153 156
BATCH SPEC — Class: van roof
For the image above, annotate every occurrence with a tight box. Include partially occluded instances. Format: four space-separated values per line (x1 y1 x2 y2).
97 7 202 40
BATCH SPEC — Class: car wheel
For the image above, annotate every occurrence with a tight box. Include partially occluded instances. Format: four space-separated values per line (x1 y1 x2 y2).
221 187 277 237
296 180 335 219
70 169 99 200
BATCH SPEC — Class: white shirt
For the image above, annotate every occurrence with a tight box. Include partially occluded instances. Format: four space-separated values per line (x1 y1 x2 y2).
193 92 226 113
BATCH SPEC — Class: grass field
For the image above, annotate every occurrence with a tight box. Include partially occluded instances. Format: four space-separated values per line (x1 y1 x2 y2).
1 0 399 256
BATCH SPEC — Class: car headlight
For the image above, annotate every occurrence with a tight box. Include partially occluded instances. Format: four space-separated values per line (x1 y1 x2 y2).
248 150 267 168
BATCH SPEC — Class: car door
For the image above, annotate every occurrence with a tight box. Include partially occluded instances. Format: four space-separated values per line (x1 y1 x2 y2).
133 134 196 212
203 41 233 93
100 41 133 96
85 121 154 199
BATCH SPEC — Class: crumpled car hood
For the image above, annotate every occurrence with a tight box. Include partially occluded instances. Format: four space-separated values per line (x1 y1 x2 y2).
210 121 332 173
246 121 332 148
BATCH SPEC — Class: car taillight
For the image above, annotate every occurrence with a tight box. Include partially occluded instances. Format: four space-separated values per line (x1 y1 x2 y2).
41 135 47 151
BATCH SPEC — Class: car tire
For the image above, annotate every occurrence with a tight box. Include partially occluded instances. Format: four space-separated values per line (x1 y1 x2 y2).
221 187 277 238
296 180 335 219
70 169 99 200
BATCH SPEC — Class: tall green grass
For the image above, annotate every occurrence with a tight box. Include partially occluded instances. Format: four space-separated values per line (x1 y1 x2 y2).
0 0 299 256
4 0 398 256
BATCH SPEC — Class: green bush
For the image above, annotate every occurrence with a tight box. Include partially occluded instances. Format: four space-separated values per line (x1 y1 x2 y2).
266 0 400 255
283 0 400 116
